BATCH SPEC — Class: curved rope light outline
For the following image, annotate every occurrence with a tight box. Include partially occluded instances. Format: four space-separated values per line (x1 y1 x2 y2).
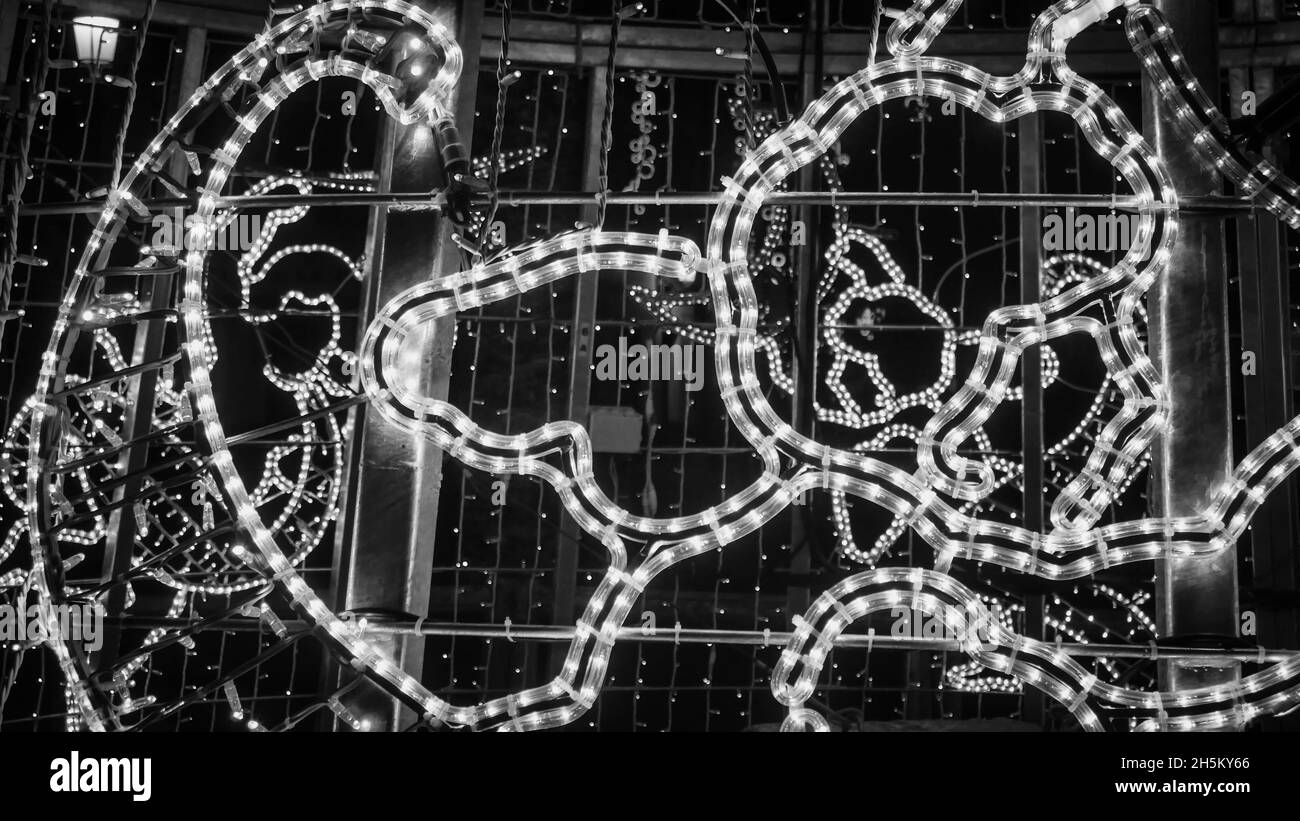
1126 5 1300 230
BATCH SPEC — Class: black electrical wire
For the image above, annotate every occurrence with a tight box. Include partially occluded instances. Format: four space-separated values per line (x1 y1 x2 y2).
481 0 512 258
711 0 790 125
595 0 622 229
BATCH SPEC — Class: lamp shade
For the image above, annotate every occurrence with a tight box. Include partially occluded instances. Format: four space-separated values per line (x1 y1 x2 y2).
71 16 119 66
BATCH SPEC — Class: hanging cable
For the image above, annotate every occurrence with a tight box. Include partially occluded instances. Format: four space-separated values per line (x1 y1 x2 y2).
711 0 789 124
868 0 884 66
740 0 758 151
109 0 159 191
1 0 53 316
595 1 624 229
480 0 512 261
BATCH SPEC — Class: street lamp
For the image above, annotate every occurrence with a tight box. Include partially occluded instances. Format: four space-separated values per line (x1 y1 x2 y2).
71 16 119 73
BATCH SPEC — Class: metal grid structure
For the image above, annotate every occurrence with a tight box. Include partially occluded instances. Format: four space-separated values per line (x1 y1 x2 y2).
0 0 1297 732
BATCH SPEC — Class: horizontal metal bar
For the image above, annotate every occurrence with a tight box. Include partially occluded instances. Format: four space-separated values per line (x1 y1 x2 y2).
16 191 446 217
41 3 1300 74
101 615 1297 664
358 621 1293 663
479 14 1300 75
15 190 1257 217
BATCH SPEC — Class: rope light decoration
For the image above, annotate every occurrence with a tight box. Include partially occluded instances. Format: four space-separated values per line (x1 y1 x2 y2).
1125 5 1300 230
21 0 1300 732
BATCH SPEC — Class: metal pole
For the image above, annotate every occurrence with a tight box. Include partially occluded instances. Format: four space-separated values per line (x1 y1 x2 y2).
786 0 821 653
551 64 608 655
1018 112 1046 727
42 3 1300 72
15 190 1253 217
86 615 1300 663
0 0 18 202
1143 0 1240 708
1229 13 1299 730
335 0 485 731
0 1 18 92
92 25 207 678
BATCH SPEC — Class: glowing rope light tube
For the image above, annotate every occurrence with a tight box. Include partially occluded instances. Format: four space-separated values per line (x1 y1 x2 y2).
771 568 1298 731
1126 5 1300 230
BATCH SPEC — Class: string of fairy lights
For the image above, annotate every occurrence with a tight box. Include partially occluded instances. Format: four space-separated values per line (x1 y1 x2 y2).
11 0 1300 732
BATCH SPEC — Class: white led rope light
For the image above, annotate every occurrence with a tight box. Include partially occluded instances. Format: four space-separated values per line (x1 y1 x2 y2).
1126 5 1300 230
771 567 1294 732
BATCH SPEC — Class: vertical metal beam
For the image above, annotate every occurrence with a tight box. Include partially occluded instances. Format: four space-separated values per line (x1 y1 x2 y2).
0 0 26 293
552 65 607 637
0 0 19 90
337 0 484 731
164 29 208 183
1143 0 1240 703
786 0 822 642
1230 50 1299 727
93 26 207 676
1017 112 1046 727
1237 211 1299 648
